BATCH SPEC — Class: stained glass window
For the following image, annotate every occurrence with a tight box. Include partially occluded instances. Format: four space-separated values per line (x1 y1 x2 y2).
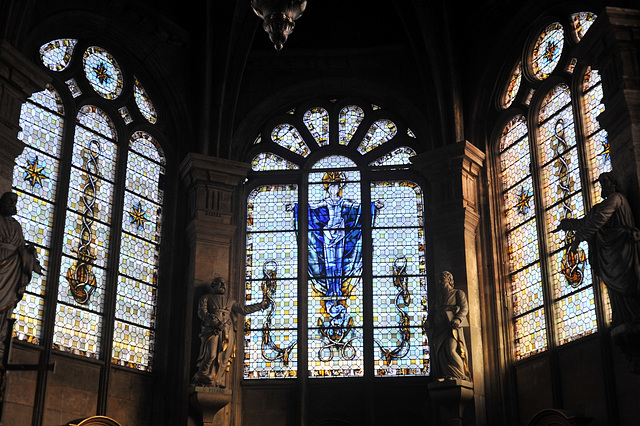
244 102 428 379
502 62 522 108
531 22 564 80
11 39 165 372
497 12 607 361
133 77 158 124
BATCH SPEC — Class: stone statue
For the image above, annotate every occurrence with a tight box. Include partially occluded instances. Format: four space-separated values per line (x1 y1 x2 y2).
0 192 41 358
556 171 640 326
192 277 269 387
423 271 471 381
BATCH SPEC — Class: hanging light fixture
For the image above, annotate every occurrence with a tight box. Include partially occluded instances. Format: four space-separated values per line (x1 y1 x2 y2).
251 0 307 51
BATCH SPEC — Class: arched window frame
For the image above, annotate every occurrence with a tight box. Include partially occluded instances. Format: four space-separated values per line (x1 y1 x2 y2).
11 37 166 372
492 11 610 362
242 99 431 379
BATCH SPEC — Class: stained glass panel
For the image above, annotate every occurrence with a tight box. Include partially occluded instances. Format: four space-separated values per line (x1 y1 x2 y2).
112 132 164 371
40 39 78 71
369 146 416 167
251 152 300 171
531 22 564 80
272 124 310 157
503 62 522 108
582 69 611 190
134 77 158 124
245 185 299 379
571 12 597 42
514 308 547 359
554 287 598 345
357 119 397 154
338 105 364 145
83 46 123 100
303 107 329 146
371 181 428 376
12 86 65 344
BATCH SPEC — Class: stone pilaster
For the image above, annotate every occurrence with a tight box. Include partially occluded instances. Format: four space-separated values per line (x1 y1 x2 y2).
412 140 486 424
0 41 50 194
179 153 250 426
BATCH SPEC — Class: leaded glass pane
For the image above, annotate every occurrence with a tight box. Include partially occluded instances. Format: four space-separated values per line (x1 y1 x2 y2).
83 46 123 100
134 77 158 124
582 69 611 190
371 181 428 376
40 39 78 71
339 105 364 145
554 286 598 345
272 124 310 157
53 304 102 358
306 169 364 377
514 308 547 359
251 152 300 171
112 132 164 371
531 22 564 80
503 62 522 108
245 185 299 379
571 12 597 42
12 86 65 344
303 107 329 146
511 265 544 317
357 119 397 154
369 146 416 167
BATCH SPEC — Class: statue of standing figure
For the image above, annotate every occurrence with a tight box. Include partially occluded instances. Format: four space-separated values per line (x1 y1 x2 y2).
0 192 42 359
192 277 269 387
556 171 640 326
423 271 471 381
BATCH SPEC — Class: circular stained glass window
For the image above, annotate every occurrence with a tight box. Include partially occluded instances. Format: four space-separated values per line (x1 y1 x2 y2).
531 22 564 80
83 46 123 100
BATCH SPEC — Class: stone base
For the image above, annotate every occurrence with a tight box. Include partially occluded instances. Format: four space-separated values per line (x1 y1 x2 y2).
189 385 232 426
611 322 640 374
428 378 474 426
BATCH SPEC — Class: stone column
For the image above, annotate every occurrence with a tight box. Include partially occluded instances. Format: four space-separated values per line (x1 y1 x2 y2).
0 41 50 193
412 140 486 424
179 153 250 426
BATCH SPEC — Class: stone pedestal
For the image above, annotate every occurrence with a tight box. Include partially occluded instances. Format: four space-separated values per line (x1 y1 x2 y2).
189 386 233 426
428 378 474 426
611 322 640 374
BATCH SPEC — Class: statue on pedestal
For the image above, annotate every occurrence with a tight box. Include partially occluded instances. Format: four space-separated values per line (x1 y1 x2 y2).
423 271 471 381
556 172 640 326
192 277 269 387
0 192 41 359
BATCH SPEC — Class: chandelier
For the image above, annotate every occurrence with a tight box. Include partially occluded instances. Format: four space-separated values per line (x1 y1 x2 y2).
251 0 307 51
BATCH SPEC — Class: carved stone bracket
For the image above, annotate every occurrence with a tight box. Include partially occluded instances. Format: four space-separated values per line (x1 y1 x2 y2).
428 378 474 426
189 386 233 426
0 41 50 194
610 322 640 374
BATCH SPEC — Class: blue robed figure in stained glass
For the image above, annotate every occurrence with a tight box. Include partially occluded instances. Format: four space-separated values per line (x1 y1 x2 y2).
288 171 383 353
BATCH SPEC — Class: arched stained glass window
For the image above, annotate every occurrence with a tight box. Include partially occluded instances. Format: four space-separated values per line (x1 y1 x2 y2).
496 11 608 361
11 39 165 372
244 101 428 379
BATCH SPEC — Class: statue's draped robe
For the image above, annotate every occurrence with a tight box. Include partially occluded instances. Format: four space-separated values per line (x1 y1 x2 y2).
193 293 263 386
573 192 640 324
428 289 470 381
0 215 33 346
